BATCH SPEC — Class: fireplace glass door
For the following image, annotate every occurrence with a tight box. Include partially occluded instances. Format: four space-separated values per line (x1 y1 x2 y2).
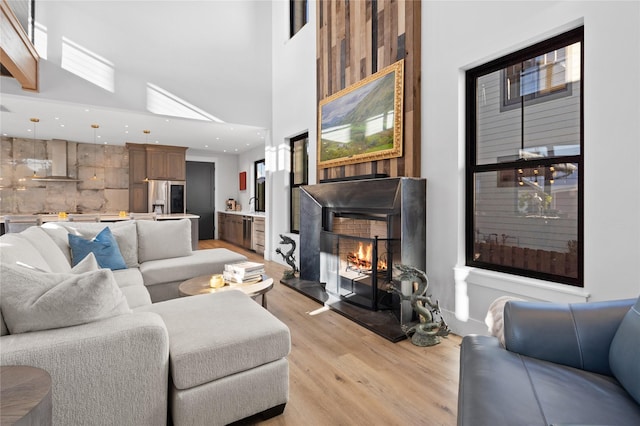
320 231 399 310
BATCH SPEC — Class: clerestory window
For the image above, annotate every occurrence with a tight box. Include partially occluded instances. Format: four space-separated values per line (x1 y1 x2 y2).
290 0 308 38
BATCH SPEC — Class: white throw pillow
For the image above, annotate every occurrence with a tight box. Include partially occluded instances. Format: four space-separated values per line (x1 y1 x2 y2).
137 219 192 262
485 296 524 347
70 252 100 274
0 262 131 334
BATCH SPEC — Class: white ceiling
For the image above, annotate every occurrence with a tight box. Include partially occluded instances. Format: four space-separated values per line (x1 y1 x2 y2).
0 0 274 156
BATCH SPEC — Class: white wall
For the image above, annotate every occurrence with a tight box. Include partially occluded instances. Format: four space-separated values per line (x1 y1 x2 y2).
5 1 274 129
237 145 266 210
269 1 317 265
422 1 640 335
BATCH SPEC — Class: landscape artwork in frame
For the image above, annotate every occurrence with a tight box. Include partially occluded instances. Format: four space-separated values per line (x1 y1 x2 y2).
318 60 404 168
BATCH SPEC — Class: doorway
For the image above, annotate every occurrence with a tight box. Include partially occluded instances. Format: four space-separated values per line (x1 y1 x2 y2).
186 161 215 240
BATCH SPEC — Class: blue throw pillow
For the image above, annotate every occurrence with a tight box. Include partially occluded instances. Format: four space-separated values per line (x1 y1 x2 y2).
68 227 127 270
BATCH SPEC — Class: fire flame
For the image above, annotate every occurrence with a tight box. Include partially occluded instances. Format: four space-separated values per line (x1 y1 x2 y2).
347 242 387 271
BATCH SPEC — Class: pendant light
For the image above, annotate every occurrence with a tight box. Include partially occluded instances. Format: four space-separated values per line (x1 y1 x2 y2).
91 124 99 180
30 117 40 178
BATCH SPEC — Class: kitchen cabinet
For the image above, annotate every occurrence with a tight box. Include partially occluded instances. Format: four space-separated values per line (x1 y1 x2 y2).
126 143 187 212
253 217 265 254
127 144 148 212
218 212 243 247
219 212 262 253
146 145 187 180
218 212 228 242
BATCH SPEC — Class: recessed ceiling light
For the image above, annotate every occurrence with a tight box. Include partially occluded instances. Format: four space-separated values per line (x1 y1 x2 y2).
55 117 59 120
246 143 250 146
27 128 32 132
234 148 238 152
125 130 129 134
204 145 209 148
216 137 220 140
85 109 90 112
60 124 65 127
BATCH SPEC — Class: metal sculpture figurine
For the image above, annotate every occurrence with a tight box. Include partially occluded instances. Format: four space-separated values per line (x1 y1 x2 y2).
387 264 450 346
276 234 298 279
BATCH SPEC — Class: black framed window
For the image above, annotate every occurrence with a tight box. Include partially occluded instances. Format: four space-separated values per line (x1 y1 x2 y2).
501 44 572 111
254 159 265 213
466 27 583 286
290 0 308 38
290 132 309 233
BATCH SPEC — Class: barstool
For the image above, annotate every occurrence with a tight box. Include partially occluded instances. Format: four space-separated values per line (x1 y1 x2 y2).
4 215 42 233
67 214 100 222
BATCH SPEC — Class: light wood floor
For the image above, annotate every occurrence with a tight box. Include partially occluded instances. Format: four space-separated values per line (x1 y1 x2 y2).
200 240 462 426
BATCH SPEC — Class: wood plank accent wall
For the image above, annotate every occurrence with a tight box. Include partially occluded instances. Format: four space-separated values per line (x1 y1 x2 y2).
317 0 420 181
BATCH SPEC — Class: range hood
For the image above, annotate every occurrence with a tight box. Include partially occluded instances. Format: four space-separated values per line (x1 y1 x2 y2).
32 139 81 182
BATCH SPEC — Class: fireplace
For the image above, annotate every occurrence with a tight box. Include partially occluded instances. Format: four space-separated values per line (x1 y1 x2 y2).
298 177 426 316
320 213 398 310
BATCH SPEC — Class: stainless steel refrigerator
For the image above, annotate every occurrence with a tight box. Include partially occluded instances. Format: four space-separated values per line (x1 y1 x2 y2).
147 180 186 214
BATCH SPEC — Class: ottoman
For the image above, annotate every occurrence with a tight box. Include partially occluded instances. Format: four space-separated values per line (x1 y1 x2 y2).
140 290 291 425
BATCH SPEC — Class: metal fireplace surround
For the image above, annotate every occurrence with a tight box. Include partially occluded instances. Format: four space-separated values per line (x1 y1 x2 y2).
299 177 426 311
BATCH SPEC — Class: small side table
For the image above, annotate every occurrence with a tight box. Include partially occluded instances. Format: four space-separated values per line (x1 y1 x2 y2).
1 365 52 425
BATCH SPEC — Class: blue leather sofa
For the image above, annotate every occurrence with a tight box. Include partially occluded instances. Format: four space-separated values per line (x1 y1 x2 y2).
458 297 640 425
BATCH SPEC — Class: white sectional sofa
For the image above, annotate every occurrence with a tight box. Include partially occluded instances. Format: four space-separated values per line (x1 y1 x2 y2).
0 219 291 425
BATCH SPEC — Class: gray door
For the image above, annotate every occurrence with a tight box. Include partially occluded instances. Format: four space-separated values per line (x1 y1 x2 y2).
186 161 215 240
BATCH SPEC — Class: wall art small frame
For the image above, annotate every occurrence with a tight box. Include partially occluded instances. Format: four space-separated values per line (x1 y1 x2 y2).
239 171 247 191
317 59 404 169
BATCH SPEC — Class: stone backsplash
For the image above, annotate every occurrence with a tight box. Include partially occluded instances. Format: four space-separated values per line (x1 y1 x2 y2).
0 136 129 214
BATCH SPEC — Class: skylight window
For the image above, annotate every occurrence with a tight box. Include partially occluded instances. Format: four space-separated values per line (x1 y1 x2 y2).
146 83 224 122
61 37 114 92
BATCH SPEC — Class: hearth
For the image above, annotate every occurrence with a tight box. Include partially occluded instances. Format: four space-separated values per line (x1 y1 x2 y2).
282 177 426 341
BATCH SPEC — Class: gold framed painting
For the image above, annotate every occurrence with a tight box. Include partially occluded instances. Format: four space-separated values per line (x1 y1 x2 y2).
317 60 404 169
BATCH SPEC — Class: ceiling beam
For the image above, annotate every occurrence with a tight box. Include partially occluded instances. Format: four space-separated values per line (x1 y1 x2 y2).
0 0 38 91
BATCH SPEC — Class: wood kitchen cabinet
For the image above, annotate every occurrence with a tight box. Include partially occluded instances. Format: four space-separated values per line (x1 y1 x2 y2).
126 143 187 212
218 212 227 241
127 143 148 212
218 212 245 248
219 212 264 255
253 217 265 254
146 145 187 180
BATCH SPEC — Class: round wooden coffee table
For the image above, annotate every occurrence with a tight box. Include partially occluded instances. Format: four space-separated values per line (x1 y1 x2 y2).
178 275 274 308
1 366 52 425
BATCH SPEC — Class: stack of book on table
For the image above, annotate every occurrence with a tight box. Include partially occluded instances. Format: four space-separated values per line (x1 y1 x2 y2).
223 261 265 286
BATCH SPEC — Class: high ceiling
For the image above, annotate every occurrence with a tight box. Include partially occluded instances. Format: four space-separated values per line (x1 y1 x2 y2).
0 0 274 156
